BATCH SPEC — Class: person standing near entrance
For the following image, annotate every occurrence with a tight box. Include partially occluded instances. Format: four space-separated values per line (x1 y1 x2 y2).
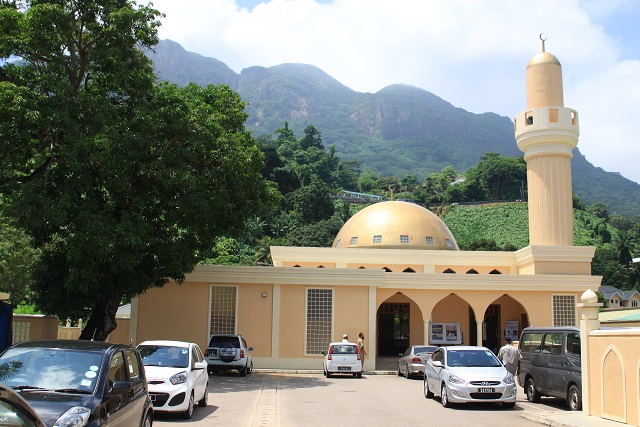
357 332 367 369
497 337 521 376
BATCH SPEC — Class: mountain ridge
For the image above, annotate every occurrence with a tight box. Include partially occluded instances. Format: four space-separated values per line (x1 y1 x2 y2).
145 39 640 217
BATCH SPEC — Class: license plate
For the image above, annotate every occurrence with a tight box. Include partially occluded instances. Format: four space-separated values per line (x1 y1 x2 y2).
338 366 351 371
478 388 494 393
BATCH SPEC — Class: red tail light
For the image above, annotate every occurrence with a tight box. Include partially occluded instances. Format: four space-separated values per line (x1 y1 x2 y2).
327 346 333 360
411 357 421 363
240 350 245 358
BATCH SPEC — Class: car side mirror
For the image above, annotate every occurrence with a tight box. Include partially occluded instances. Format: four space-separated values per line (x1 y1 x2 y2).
247 347 254 352
111 381 132 394
432 360 443 368
321 351 327 356
193 361 207 371
398 353 403 357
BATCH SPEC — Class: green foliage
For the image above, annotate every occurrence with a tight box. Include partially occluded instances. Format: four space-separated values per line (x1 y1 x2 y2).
442 203 530 249
13 301 42 315
0 1 275 340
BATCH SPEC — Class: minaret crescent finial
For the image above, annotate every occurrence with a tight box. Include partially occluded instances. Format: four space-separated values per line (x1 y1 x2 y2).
539 33 547 52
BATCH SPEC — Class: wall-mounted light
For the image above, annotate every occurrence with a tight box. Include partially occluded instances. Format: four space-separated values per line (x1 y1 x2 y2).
261 292 268 298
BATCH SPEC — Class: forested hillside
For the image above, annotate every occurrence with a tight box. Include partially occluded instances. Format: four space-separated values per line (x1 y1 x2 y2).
146 40 640 217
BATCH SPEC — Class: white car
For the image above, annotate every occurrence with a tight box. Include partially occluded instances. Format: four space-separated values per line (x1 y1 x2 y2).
424 346 517 408
322 342 363 378
137 340 209 419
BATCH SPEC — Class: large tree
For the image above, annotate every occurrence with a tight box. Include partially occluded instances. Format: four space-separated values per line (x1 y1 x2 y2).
0 1 274 340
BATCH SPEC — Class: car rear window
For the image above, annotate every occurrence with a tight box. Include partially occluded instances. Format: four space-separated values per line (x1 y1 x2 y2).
415 346 437 354
331 345 357 354
208 336 240 348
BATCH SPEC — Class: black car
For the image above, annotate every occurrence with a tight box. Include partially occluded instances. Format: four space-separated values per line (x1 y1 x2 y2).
0 339 153 427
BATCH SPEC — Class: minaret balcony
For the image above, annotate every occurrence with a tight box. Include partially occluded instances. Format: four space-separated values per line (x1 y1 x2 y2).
515 106 579 157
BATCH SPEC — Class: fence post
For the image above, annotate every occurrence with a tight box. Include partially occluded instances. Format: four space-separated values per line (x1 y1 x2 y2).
577 289 602 416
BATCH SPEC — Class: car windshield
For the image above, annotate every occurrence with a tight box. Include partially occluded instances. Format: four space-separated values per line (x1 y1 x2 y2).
415 346 438 354
446 349 502 368
138 345 189 368
0 347 103 393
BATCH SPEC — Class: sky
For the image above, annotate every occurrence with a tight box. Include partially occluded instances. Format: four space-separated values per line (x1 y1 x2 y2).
144 0 640 184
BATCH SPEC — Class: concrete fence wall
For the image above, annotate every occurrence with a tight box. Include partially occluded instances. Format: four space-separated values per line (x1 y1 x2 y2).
10 314 131 345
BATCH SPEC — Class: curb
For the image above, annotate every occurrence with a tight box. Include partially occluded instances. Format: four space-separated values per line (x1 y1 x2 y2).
253 369 396 375
520 412 575 427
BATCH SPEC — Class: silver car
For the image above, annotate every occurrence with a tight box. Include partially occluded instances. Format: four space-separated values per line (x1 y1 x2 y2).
424 346 517 408
397 345 438 379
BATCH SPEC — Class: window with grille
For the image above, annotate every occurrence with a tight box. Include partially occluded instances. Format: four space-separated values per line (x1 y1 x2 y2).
445 239 453 247
552 295 576 326
210 286 237 335
350 237 358 245
335 239 341 247
425 236 434 245
306 288 333 355
634 300 638 307
373 235 382 243
400 235 410 244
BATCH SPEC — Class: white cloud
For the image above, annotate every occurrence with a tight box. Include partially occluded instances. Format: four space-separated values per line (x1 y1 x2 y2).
146 0 640 184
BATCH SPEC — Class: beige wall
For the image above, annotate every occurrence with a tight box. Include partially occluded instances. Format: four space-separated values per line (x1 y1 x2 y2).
12 314 58 342
587 330 640 426
136 281 211 350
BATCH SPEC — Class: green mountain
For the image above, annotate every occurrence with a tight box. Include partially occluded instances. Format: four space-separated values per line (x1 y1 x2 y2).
146 40 640 217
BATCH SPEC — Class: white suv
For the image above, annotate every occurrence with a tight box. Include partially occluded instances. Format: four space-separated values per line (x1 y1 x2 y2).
204 334 253 376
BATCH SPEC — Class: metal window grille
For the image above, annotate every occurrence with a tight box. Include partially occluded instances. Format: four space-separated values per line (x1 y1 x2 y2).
373 235 382 243
400 235 410 244
552 295 576 326
306 289 332 355
210 286 236 334
350 237 358 245
426 236 434 244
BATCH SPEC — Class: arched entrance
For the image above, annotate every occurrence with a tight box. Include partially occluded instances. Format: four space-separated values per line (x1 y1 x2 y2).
431 293 473 346
377 293 423 356
482 294 529 353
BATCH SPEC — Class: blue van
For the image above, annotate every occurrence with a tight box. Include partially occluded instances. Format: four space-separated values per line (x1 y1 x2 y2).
517 326 582 410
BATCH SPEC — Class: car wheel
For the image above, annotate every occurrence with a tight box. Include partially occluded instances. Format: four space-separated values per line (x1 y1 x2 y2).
326 371 332 378
405 365 411 379
247 361 253 374
356 372 362 378
198 384 209 408
239 365 247 377
568 385 582 411
502 402 516 409
182 392 194 419
397 363 402 376
525 377 541 403
140 411 152 427
423 377 434 398
441 383 452 408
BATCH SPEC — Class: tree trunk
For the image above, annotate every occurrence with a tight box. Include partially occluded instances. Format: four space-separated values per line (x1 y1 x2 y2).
79 295 122 341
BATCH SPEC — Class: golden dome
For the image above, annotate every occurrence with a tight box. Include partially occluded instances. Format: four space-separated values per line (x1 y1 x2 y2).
332 201 459 250
526 51 561 68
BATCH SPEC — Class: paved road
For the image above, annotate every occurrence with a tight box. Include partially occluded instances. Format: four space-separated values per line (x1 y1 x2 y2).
152 372 551 427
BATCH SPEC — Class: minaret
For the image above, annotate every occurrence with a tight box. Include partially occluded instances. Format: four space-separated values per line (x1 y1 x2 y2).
515 35 579 246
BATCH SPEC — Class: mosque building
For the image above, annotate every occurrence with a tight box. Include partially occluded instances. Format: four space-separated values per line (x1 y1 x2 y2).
127 40 601 370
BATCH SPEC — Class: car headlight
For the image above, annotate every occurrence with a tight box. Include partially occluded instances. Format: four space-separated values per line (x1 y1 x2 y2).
448 374 465 384
54 406 91 427
170 371 188 385
503 372 515 385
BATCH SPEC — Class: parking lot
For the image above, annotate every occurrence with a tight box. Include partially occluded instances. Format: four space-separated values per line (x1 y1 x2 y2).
152 372 574 427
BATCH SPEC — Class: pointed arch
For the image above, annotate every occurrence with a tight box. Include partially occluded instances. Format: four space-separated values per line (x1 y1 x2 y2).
382 267 392 272
403 267 416 273
489 269 502 274
602 345 626 423
466 269 479 274
443 268 456 274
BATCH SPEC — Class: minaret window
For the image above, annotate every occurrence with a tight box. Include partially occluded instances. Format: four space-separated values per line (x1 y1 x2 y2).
526 113 534 125
373 235 382 244
549 108 558 123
